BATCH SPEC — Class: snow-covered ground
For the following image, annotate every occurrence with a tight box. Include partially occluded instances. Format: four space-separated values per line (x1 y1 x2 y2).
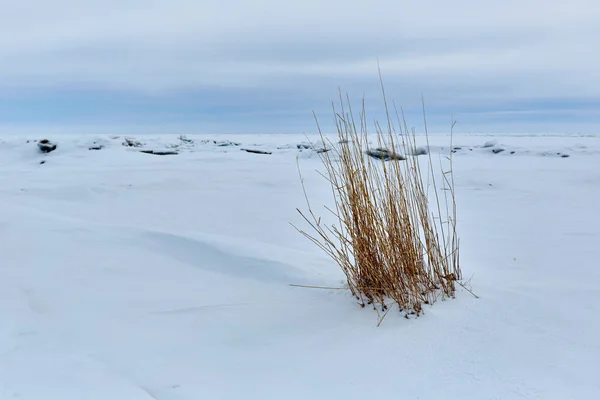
1 133 599 399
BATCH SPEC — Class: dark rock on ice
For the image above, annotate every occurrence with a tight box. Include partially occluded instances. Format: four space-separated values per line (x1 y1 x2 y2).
366 147 405 161
139 150 179 156
297 143 329 153
215 140 241 147
179 135 194 144
412 146 428 156
38 139 57 153
242 148 272 155
122 138 143 147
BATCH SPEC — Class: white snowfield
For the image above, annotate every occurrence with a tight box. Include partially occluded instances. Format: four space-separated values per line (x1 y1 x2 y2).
1 133 599 399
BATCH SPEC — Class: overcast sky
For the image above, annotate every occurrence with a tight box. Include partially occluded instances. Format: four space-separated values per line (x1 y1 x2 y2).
1 0 599 134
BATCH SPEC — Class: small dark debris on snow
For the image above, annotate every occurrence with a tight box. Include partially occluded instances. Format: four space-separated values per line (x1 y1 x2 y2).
89 143 104 150
297 143 313 150
40 160 46 165
242 148 272 155
510 151 516 154
139 150 179 156
492 148 505 154
561 154 570 158
315 147 330 154
453 147 462 150
38 139 57 153
366 147 405 161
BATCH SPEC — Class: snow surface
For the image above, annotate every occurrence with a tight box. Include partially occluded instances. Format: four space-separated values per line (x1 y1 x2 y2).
1 133 599 399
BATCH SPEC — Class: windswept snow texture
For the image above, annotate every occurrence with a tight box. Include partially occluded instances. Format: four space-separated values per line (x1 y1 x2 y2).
1 133 599 399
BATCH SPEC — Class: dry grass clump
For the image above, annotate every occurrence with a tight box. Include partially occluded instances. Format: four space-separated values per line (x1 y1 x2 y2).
294 85 461 319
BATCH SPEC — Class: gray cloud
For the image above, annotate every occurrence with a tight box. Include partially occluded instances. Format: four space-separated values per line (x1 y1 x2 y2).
0 0 599 132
